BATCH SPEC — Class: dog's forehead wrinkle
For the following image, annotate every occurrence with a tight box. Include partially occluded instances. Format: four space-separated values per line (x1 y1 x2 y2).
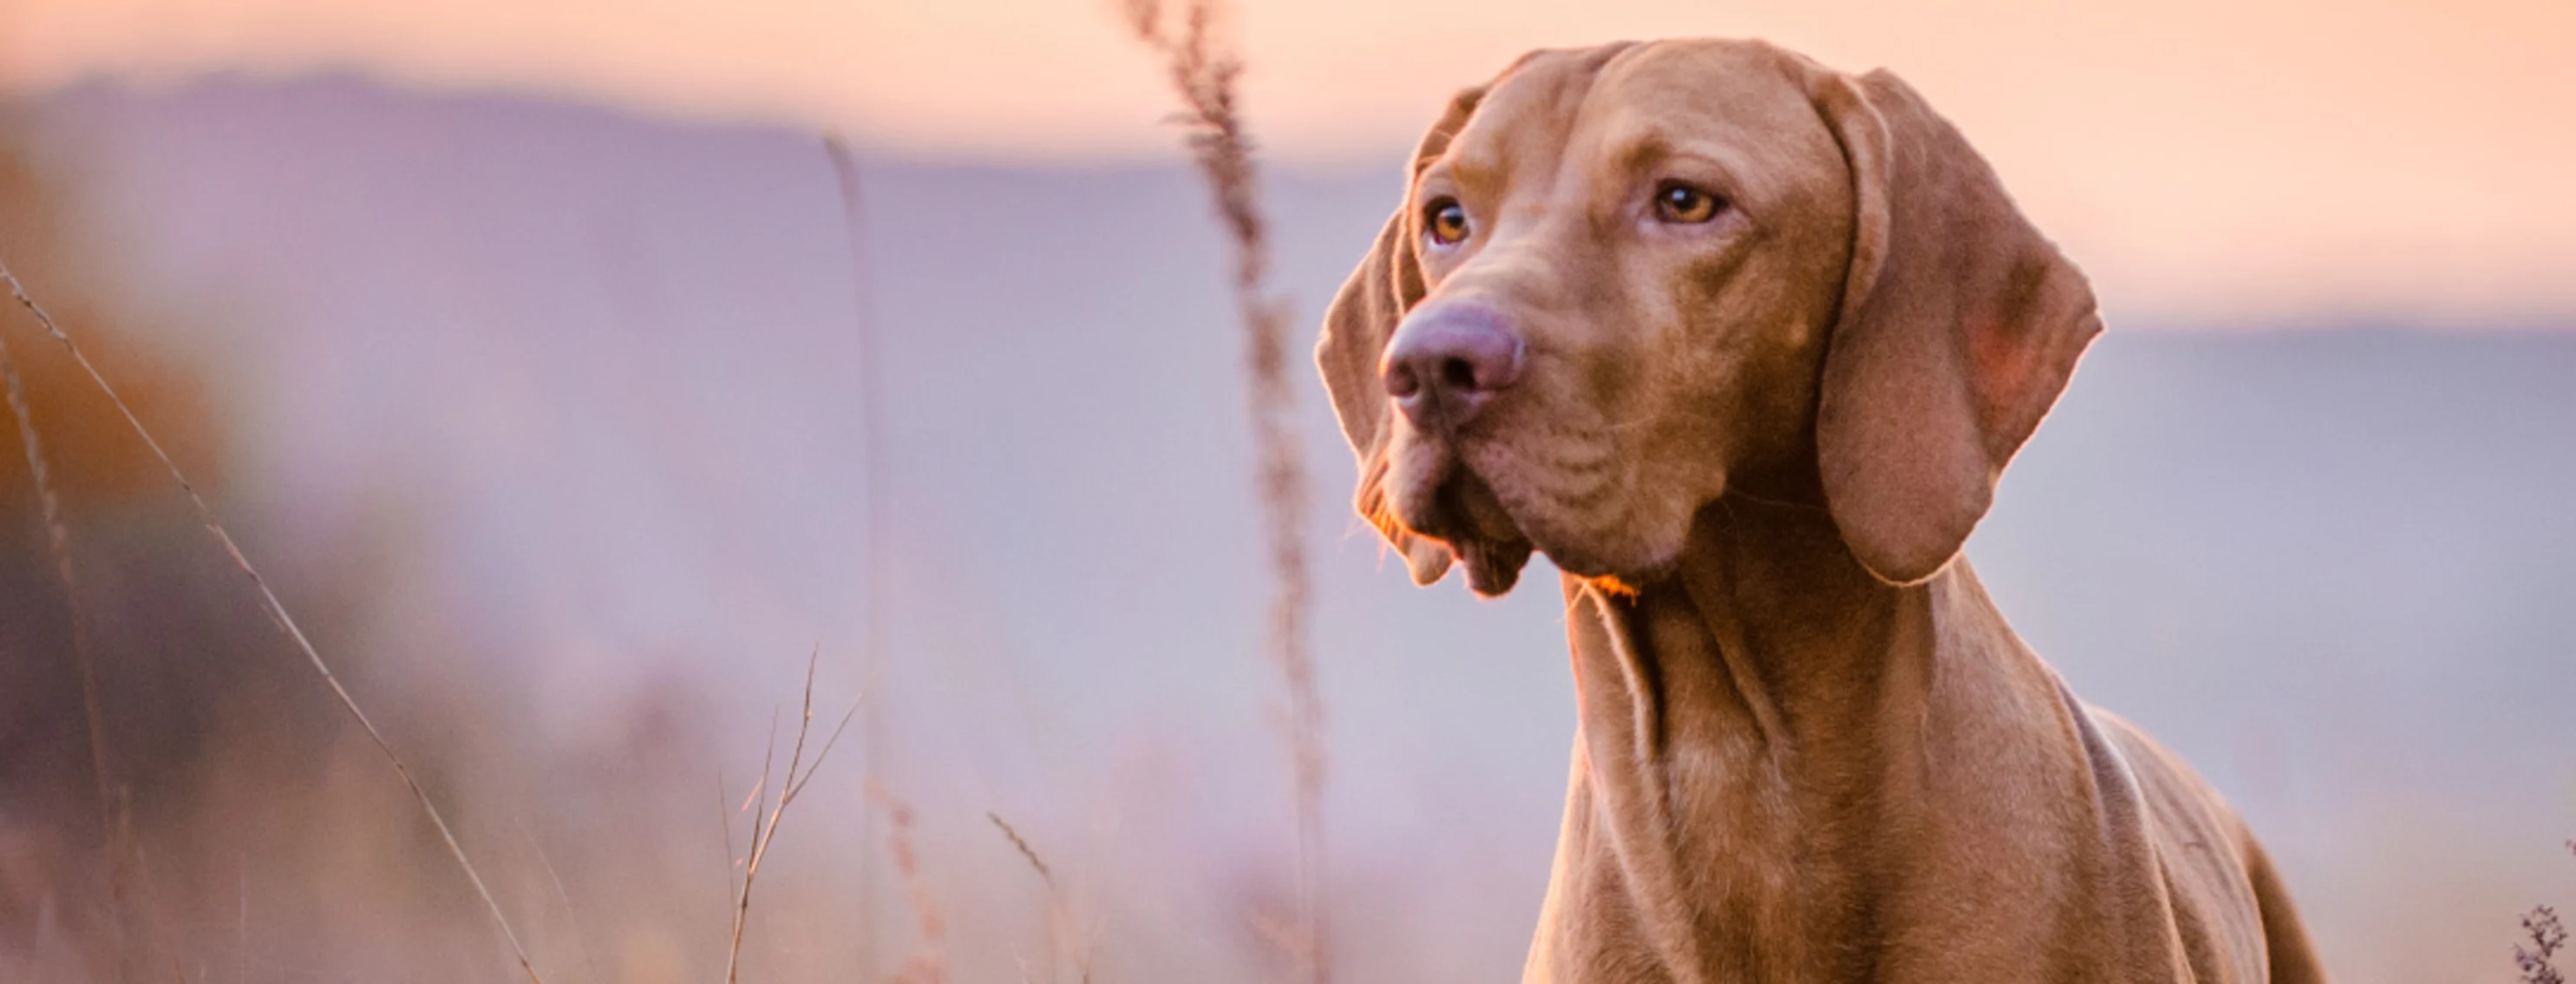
1443 43 1644 200
1461 51 1836 239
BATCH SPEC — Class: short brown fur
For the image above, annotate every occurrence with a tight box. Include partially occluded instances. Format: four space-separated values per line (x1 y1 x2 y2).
1316 38 2326 983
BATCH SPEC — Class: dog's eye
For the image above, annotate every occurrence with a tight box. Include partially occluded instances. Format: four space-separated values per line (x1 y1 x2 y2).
1652 181 1725 225
1423 197 1471 246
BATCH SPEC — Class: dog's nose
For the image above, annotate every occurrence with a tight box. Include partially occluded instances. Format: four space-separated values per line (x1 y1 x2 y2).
1383 305 1525 431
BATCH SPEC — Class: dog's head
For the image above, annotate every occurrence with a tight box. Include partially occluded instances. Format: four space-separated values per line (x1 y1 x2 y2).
1317 39 2100 596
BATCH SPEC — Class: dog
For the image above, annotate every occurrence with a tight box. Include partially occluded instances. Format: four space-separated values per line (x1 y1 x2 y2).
1314 39 2327 983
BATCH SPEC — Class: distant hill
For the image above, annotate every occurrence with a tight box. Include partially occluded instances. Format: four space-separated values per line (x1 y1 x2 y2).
5 75 2566 982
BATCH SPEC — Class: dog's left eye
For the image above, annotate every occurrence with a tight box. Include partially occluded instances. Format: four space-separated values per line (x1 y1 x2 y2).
1652 181 1726 224
1424 197 1471 246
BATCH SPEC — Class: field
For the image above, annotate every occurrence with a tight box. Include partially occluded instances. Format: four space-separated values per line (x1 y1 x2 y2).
0 71 2571 982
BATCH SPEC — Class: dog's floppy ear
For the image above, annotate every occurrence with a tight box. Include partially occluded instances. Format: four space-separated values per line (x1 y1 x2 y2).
1807 69 2102 586
1316 86 1485 586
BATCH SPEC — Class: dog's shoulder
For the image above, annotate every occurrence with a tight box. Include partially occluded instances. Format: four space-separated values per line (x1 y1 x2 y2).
2082 704 2282 980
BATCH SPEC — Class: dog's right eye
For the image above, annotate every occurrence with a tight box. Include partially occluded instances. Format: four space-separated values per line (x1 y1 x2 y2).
1652 181 1726 225
1423 198 1471 246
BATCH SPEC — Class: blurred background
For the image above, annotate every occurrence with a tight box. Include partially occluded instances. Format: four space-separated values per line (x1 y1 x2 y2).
0 1 2570 981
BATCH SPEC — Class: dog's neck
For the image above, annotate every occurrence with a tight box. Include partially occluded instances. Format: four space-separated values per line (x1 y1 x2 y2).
1535 492 2005 981
1574 491 1918 765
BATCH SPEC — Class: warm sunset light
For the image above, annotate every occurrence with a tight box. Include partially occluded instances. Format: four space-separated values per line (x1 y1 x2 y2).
5 0 2573 323
1 3 2567 982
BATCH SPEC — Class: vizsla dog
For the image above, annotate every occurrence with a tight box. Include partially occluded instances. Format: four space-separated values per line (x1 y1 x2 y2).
1316 40 2326 982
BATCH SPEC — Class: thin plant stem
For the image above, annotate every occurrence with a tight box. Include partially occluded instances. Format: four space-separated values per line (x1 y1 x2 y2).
1120 3 1327 980
515 817 605 984
821 134 892 982
987 812 1089 984
725 646 860 984
0 252 543 984
0 325 132 964
881 791 947 984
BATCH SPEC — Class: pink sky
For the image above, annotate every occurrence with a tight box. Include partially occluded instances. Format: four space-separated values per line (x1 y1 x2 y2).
5 0 2572 323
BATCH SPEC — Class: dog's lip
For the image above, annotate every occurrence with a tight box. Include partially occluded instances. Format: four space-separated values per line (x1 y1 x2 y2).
1393 438 1519 541
1444 438 1684 585
1400 450 1535 596
1453 536 1533 596
1445 464 1527 542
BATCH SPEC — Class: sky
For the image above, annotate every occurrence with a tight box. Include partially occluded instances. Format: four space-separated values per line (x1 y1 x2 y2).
2 0 2573 324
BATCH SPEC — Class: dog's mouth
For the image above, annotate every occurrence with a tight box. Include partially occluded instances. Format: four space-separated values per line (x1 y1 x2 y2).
1405 452 1535 597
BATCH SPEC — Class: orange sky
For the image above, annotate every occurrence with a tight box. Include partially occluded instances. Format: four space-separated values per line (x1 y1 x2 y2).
4 0 2572 324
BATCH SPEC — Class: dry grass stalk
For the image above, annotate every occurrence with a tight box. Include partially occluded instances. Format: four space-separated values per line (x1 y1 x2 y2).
822 134 893 982
1119 3 1328 981
0 319 134 963
2519 842 2576 984
2524 907 2567 984
0 253 544 983
881 790 947 984
515 817 606 984
986 812 1090 984
724 646 862 984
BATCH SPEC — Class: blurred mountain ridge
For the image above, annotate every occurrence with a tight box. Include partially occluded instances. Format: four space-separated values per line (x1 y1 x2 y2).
0 74 2565 982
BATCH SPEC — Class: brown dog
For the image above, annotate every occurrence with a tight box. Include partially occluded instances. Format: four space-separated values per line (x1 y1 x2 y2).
1316 39 2326 982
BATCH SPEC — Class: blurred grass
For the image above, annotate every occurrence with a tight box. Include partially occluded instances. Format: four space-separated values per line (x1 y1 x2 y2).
3 43 2569 984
